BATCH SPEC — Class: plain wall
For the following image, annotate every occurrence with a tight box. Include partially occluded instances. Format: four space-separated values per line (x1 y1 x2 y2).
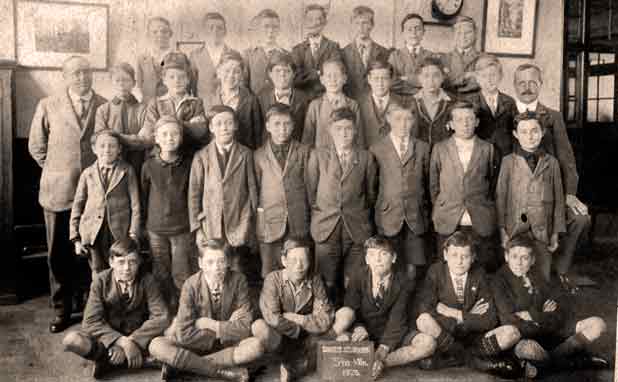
5 0 564 138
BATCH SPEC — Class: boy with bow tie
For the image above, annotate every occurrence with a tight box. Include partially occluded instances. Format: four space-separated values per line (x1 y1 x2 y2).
149 238 263 382
332 236 436 380
62 238 169 379
70 130 141 279
291 3 342 100
492 234 607 376
496 113 566 282
416 231 523 377
95 63 148 176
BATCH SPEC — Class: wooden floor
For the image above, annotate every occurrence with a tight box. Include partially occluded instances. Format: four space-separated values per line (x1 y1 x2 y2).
2 241 617 382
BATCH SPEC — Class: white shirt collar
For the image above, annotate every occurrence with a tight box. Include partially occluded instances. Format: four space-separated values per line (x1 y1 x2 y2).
68 88 93 102
414 88 451 102
215 141 234 154
448 269 468 287
308 34 323 47
372 93 390 106
516 99 539 113
203 273 225 291
482 90 499 102
453 136 475 147
356 37 372 49
372 272 392 294
406 44 421 55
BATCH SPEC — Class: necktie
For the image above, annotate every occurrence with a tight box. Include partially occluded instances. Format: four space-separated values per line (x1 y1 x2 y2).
211 285 221 305
78 98 88 118
375 280 386 307
220 148 230 174
359 44 369 67
119 281 131 302
340 152 349 173
455 276 465 304
399 139 408 160
311 40 320 58
101 167 111 189
522 275 534 295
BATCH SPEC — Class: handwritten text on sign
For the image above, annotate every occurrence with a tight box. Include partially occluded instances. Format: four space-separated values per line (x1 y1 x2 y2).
317 341 374 382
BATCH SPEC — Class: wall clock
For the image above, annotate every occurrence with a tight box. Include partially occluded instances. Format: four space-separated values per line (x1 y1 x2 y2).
431 0 464 20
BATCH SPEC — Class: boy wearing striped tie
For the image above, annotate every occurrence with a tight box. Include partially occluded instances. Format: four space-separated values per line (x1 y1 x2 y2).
415 231 523 377
149 238 264 381
332 236 436 380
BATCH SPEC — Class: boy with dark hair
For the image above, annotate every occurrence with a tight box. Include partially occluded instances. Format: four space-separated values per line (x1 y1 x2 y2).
254 104 312 277
70 130 141 278
496 112 565 281
292 3 342 99
307 107 377 304
342 6 390 99
492 234 607 376
253 239 334 382
149 238 263 381
416 231 523 377
62 238 169 379
333 236 436 380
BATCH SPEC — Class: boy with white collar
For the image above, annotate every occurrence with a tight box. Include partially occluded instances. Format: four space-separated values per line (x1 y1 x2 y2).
136 17 174 103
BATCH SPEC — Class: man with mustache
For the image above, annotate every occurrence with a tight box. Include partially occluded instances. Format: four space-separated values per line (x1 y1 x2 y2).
512 63 588 294
29 56 107 333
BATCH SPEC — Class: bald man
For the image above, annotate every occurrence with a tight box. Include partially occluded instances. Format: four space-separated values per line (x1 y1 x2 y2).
512 63 589 294
29 56 107 333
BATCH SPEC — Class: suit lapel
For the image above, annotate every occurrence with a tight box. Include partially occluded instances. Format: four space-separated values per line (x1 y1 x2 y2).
401 137 415 165
236 87 250 113
81 97 99 138
533 154 551 177
223 143 242 182
282 141 298 176
341 149 359 181
91 163 107 194
465 137 481 176
199 275 214 318
58 91 82 133
446 137 465 177
266 141 284 179
381 273 401 309
106 163 126 195
495 93 509 118
220 272 233 319
208 143 224 181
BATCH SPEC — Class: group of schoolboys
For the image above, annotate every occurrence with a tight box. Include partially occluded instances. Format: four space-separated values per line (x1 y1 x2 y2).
28 3 607 381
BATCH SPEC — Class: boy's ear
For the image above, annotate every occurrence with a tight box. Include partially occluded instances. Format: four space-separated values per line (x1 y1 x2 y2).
512 129 519 139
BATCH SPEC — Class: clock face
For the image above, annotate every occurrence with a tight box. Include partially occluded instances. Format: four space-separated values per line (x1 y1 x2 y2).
435 0 464 15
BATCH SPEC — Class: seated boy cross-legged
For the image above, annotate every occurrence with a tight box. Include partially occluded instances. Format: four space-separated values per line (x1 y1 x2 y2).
332 236 436 380
492 234 608 377
416 231 524 378
253 239 335 382
148 237 264 381
62 238 170 379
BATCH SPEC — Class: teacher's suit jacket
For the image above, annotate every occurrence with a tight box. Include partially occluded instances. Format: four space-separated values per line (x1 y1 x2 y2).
188 141 257 247
358 92 410 149
69 160 141 245
307 147 378 244
466 91 517 158
430 136 498 237
29 89 107 211
253 140 312 243
291 36 342 99
341 40 390 100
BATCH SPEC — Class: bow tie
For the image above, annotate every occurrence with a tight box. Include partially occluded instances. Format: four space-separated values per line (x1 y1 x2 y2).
111 94 138 105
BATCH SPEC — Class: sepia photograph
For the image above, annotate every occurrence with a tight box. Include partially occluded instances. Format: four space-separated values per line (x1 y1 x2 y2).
0 0 616 381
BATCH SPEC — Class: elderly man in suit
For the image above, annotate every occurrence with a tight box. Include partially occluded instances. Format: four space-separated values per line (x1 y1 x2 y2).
512 63 589 293
149 239 263 381
29 55 107 333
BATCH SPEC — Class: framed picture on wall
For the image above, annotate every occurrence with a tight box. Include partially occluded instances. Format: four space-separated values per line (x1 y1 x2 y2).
15 0 109 70
483 0 538 57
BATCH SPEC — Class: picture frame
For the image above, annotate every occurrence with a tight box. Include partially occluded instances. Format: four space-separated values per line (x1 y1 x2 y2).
483 0 538 57
15 0 109 70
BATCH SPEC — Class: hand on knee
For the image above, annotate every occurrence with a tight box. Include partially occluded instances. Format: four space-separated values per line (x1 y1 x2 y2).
492 325 521 350
577 317 607 341
412 333 437 356
333 307 355 334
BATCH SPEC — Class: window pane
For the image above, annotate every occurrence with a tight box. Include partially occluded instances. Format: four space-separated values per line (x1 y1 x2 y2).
587 101 598 122
599 75 615 98
568 18 581 43
600 53 616 64
568 101 576 121
589 53 599 65
588 76 599 98
569 78 576 96
598 99 614 122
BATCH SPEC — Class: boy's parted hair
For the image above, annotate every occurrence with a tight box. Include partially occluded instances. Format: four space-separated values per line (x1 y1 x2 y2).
475 53 503 74
364 235 395 256
203 12 227 29
147 16 172 32
281 238 312 258
255 8 280 21
161 51 192 74
109 238 140 259
265 103 293 124
514 111 542 130
218 50 245 70
196 235 231 258
365 58 394 78
154 115 183 135
442 230 477 254
453 15 477 31
514 63 543 83
320 58 348 76
329 107 356 125
448 100 478 120
505 234 536 254
110 62 136 82
266 51 296 73
400 13 424 32
90 129 122 147
385 100 415 119
351 6 375 25
304 3 327 18
206 104 238 124
416 55 446 75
